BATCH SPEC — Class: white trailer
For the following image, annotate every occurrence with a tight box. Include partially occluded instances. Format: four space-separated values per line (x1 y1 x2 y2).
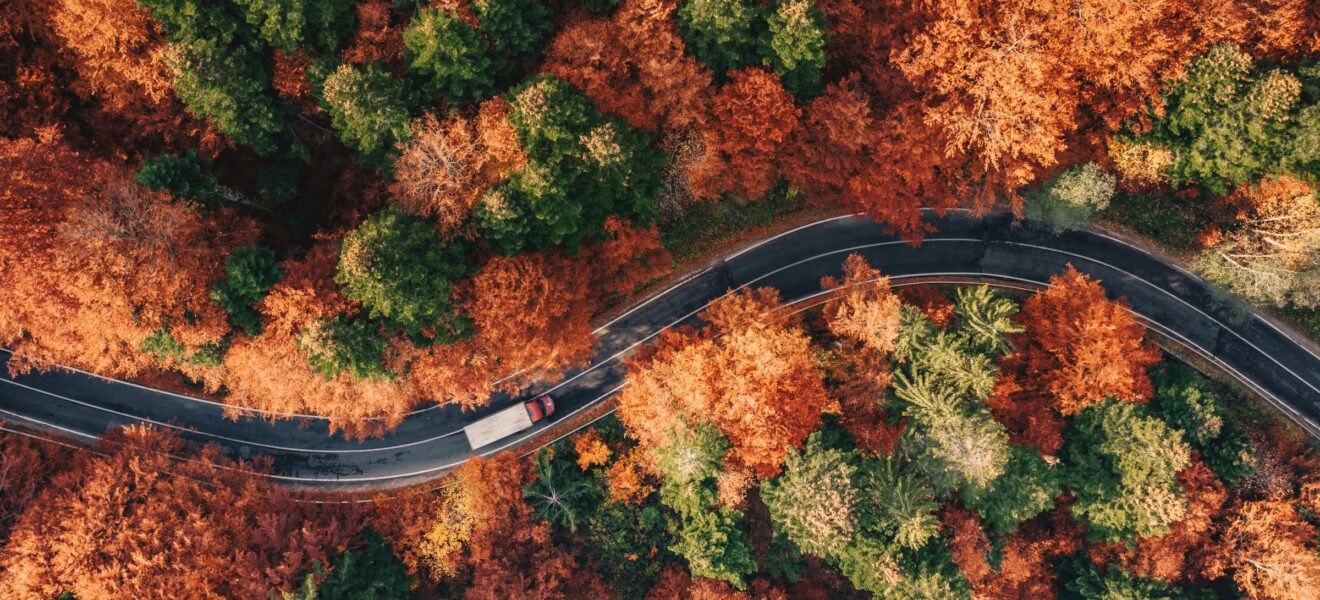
463 395 555 450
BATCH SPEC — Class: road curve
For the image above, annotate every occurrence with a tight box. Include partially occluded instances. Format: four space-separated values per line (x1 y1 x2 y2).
3 211 1318 490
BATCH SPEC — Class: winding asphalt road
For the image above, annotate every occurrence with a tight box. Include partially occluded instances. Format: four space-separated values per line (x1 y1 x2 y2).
3 211 1319 490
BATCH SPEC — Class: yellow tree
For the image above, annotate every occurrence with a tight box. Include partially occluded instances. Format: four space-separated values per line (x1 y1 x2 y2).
1203 500 1320 598
820 253 902 354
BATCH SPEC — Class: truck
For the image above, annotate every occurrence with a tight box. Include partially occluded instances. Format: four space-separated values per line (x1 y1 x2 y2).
463 394 556 450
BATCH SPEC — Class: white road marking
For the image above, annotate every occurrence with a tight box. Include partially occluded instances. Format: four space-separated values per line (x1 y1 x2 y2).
4 215 1317 485
999 240 1320 396
6 274 1315 490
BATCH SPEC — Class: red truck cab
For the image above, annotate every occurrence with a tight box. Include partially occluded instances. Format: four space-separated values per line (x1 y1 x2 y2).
524 394 556 422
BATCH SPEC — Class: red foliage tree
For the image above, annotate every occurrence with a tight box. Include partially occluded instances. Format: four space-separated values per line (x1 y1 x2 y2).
827 342 902 457
820 254 902 353
897 285 956 327
1011 265 1162 415
460 251 597 385
977 502 1087 599
687 68 800 201
341 0 405 65
617 288 829 477
783 73 872 200
0 135 256 378
272 49 319 113
584 217 673 299
0 426 75 540
985 371 1067 455
942 504 993 588
0 1 74 138
543 0 714 134
47 0 223 155
0 426 361 598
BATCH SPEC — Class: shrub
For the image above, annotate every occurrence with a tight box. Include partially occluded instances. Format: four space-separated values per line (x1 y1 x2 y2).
1025 162 1116 233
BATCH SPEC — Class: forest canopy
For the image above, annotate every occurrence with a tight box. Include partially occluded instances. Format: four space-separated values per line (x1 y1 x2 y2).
1 1 1318 596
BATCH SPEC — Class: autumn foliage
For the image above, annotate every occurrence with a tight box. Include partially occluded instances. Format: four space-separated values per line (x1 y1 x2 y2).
0 427 74 540
617 287 828 478
1011 265 1163 415
416 453 608 597
0 426 360 598
820 254 902 353
543 0 714 134
0 135 255 377
687 68 800 201
1202 498 1320 598
392 99 525 238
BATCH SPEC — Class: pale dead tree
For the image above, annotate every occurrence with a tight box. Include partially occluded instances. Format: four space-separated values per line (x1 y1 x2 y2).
1196 176 1320 308
392 103 525 238
58 171 189 263
392 113 482 236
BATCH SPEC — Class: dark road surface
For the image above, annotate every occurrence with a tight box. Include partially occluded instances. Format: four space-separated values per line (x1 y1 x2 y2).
3 211 1318 490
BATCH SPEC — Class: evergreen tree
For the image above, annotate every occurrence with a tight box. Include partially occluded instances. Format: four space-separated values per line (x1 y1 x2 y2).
952 286 1023 355
894 369 1011 493
761 0 828 99
677 0 765 76
1139 44 1320 192
135 150 225 203
139 0 293 156
284 531 414 600
473 0 553 79
337 210 473 343
655 422 727 513
524 448 603 533
404 0 551 105
170 38 288 156
760 433 859 561
1149 363 1255 484
670 507 757 589
961 446 1060 534
652 423 756 590
234 0 356 53
855 456 941 551
906 331 1000 401
297 315 390 380
319 63 413 170
211 246 282 335
404 8 498 104
582 501 670 599
478 76 663 254
1064 401 1191 541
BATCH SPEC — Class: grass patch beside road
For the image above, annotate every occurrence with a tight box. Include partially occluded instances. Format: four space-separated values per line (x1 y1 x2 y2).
659 185 808 261
1099 192 1210 251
